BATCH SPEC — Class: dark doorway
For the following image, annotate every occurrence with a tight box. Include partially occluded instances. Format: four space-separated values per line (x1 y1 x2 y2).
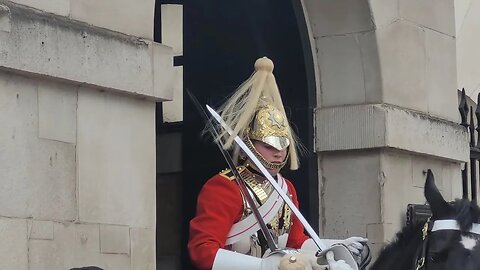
155 0 318 269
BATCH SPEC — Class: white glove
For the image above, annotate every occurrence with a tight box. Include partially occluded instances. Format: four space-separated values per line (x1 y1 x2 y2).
326 251 353 270
341 237 368 256
321 237 368 256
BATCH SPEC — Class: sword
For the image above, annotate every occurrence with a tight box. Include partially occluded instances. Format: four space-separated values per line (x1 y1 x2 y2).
206 104 328 251
186 89 279 252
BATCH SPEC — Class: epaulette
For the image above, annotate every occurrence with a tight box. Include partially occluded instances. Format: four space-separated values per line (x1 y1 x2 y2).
219 166 246 181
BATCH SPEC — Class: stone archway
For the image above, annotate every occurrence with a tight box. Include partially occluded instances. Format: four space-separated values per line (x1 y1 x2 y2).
302 0 464 257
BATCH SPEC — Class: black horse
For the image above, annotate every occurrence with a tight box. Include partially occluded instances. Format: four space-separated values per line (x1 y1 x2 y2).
370 170 480 270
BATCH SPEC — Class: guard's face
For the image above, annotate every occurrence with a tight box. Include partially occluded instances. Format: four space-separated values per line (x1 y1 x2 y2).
252 140 287 175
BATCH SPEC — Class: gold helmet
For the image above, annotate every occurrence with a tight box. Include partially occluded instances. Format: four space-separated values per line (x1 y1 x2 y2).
216 57 300 170
249 103 290 151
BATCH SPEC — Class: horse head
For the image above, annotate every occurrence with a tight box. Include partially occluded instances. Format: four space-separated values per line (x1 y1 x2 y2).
371 169 480 270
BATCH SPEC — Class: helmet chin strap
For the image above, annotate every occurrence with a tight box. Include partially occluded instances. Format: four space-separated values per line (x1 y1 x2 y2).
244 137 288 171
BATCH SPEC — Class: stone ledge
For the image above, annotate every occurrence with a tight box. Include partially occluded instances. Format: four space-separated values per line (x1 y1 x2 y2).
315 104 469 162
0 1 173 101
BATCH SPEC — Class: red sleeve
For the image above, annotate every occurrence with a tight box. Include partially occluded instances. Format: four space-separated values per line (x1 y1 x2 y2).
285 180 310 248
188 174 243 270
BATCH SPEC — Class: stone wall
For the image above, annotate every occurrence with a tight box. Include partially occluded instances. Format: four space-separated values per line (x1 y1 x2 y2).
302 0 468 257
0 0 173 269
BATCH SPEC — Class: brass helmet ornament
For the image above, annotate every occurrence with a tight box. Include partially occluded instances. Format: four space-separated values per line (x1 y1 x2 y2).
216 57 300 170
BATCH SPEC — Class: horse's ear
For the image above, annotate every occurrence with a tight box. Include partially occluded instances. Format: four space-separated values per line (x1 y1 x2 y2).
425 169 451 218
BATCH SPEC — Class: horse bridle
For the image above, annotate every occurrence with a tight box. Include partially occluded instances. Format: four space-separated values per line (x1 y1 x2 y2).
414 218 480 270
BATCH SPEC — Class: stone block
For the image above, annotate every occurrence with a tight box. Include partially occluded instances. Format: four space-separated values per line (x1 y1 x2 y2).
455 0 480 97
29 220 54 240
70 0 154 39
377 21 427 112
304 0 373 37
131 228 155 270
9 0 69 16
77 88 156 228
410 157 443 189
316 104 469 163
317 35 365 107
400 0 455 36
32 222 101 269
0 217 28 270
0 73 76 220
29 239 64 270
384 105 469 163
101 253 131 270
358 31 382 104
0 4 11 32
369 0 399 28
162 65 183 122
316 105 387 151
38 81 77 144
0 3 173 101
100 225 130 254
366 223 394 244
455 0 472 34
153 42 174 101
320 152 381 238
161 4 183 55
445 163 463 200
381 152 423 227
425 30 458 122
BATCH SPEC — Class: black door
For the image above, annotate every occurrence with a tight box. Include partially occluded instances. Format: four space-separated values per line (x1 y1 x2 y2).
156 0 318 269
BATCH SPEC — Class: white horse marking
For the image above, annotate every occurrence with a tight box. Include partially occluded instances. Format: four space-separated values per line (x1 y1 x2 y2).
461 236 478 250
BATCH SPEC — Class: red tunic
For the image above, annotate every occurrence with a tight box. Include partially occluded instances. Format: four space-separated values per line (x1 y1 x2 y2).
188 173 309 270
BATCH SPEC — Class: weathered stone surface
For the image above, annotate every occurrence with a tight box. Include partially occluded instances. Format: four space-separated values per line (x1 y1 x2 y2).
29 220 54 240
316 104 469 163
162 66 183 122
366 223 394 244
320 151 381 238
100 225 130 254
377 22 427 112
0 2 173 101
0 4 11 32
77 88 156 228
131 227 155 270
369 0 399 28
317 34 365 107
9 0 69 16
153 42 174 101
400 0 455 36
29 239 64 270
161 4 183 55
425 30 458 122
70 0 154 39
0 73 76 220
0 217 28 270
358 31 382 104
304 0 373 37
38 81 77 143
456 0 480 97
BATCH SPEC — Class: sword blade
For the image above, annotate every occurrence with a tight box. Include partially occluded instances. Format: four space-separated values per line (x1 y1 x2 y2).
206 104 327 251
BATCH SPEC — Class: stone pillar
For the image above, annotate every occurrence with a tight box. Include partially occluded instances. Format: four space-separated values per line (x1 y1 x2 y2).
302 0 468 256
0 1 173 269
